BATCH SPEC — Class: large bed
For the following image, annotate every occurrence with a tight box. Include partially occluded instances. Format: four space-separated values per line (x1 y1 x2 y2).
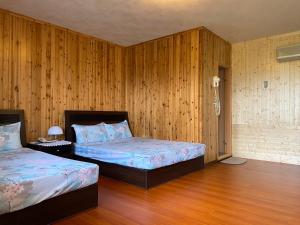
0 110 99 225
65 110 205 189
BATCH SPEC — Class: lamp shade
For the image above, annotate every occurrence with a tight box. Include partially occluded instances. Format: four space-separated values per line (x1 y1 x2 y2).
48 126 63 136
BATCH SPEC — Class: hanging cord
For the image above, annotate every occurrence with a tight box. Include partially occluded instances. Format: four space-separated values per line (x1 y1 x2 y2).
213 86 221 116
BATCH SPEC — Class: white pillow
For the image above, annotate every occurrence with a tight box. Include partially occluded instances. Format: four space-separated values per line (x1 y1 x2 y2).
104 120 132 141
72 123 109 144
0 122 22 151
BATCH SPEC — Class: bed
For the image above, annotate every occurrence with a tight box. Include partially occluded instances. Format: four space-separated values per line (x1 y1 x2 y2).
0 110 99 225
65 110 205 189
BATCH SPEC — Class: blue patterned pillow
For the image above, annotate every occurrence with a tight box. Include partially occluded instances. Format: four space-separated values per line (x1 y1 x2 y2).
104 120 132 141
72 123 109 144
0 122 22 151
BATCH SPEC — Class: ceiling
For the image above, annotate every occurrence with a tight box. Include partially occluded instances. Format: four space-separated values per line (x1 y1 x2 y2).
0 0 300 46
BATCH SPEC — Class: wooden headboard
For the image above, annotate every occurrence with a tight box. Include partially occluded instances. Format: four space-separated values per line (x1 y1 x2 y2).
0 109 27 146
65 110 131 143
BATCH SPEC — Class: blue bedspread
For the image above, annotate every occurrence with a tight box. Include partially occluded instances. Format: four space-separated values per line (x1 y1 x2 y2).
0 148 99 215
75 137 205 170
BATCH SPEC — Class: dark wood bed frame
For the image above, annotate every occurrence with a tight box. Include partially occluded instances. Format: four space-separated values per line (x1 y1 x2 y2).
65 110 205 189
0 110 98 225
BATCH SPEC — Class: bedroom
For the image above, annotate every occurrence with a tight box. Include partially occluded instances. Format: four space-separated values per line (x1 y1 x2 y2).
0 0 299 225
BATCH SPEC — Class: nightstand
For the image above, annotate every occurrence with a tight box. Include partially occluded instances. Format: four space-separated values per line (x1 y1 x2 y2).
27 140 74 159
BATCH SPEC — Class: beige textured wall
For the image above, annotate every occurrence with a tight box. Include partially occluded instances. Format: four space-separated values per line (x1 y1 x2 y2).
232 31 300 165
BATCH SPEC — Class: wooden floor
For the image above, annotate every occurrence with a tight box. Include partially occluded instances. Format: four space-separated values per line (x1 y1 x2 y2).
56 160 300 225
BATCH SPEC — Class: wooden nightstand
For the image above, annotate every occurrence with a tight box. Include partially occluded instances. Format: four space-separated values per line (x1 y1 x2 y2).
27 141 74 159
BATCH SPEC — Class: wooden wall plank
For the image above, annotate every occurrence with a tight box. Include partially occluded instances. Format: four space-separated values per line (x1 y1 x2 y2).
200 28 232 162
0 9 231 163
0 10 125 140
125 28 231 162
125 29 202 143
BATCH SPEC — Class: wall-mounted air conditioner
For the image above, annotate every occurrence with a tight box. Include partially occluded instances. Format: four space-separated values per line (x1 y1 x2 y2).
276 43 300 62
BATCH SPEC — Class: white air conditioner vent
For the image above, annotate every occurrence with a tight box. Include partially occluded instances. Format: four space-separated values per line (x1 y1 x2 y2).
277 43 300 62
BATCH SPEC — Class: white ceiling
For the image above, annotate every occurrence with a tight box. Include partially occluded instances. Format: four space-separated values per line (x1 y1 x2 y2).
1 0 300 46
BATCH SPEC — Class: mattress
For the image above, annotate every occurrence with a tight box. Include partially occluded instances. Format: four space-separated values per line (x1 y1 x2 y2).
0 148 99 215
74 137 205 170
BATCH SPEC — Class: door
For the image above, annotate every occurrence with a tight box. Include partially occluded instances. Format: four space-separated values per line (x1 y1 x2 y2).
218 67 226 157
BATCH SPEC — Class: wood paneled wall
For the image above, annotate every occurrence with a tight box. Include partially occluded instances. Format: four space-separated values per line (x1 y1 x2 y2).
0 9 231 163
125 29 201 142
232 31 300 165
125 28 231 162
200 29 232 162
0 10 125 140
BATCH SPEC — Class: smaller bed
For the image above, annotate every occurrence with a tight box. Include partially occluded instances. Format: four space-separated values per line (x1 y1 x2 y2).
0 148 98 215
0 110 99 225
65 110 205 189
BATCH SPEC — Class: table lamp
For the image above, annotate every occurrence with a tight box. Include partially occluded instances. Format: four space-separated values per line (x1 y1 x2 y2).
48 126 63 140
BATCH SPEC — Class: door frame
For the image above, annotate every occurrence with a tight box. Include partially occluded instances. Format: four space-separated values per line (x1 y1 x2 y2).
217 66 232 160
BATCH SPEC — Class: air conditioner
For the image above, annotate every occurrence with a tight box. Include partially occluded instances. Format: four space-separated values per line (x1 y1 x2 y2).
277 43 300 62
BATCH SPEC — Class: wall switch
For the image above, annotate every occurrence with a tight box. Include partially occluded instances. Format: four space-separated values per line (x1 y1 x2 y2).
264 81 268 88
